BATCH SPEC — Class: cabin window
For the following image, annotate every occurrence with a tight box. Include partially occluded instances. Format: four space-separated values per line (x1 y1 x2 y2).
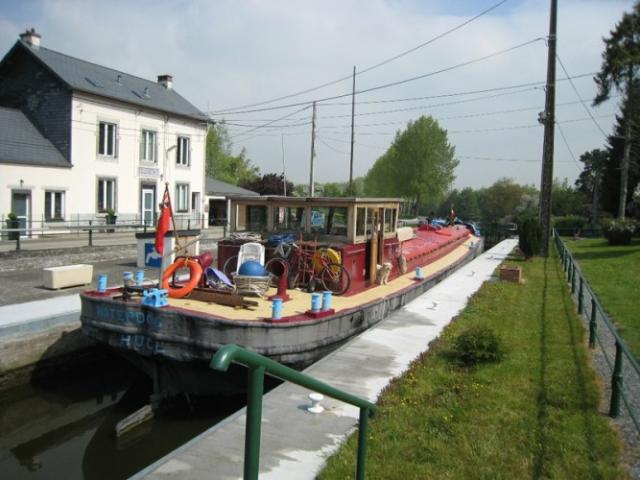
237 205 267 232
310 207 348 236
356 207 366 236
273 207 305 231
384 208 396 233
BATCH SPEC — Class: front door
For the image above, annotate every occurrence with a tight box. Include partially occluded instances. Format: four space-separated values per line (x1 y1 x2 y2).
141 187 155 226
11 192 30 237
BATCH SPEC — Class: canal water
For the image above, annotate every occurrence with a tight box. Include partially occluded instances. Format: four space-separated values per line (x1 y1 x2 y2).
0 351 246 480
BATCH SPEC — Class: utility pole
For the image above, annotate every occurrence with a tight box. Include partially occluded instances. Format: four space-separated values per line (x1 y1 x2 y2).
349 65 356 194
309 101 317 197
281 133 287 196
538 0 557 257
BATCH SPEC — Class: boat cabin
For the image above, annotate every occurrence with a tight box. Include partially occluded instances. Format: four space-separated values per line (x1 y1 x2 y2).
219 196 404 293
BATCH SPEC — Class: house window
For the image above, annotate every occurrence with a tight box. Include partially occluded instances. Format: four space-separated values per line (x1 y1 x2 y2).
98 122 117 157
175 183 189 212
44 191 65 221
141 130 157 162
97 178 116 212
176 136 190 166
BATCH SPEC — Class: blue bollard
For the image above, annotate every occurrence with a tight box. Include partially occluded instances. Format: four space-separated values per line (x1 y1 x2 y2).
311 293 321 312
97 274 107 292
271 298 283 320
135 270 145 286
322 291 332 311
415 267 424 279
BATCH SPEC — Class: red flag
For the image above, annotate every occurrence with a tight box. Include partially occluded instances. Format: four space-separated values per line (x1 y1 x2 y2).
155 190 171 255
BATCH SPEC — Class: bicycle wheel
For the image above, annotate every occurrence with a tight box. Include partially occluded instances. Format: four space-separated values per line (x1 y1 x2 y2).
222 255 238 277
320 263 350 295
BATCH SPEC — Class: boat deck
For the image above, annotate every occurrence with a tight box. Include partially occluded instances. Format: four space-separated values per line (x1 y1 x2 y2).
169 236 478 321
133 239 517 480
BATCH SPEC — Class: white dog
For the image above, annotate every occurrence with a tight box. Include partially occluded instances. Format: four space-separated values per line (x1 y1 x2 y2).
377 262 392 285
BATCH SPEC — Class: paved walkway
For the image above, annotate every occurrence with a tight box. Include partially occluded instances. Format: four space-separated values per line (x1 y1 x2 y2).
131 239 517 480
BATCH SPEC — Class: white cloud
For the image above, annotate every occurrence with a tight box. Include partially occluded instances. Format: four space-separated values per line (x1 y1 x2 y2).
0 0 634 188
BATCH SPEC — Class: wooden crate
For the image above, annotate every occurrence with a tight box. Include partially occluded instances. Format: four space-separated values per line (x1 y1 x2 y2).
499 265 522 283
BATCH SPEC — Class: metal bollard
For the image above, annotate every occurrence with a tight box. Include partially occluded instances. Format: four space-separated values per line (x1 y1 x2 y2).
609 342 624 418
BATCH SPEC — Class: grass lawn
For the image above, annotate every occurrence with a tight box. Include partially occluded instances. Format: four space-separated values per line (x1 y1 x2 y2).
564 237 640 360
319 251 624 479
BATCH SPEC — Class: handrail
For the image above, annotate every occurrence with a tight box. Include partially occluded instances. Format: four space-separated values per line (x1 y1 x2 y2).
553 230 640 432
211 344 377 480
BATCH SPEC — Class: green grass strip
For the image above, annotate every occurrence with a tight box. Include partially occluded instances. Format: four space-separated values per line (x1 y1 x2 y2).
565 238 640 360
319 250 624 479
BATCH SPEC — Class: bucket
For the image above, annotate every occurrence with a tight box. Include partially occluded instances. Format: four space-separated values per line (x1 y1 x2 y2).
97 274 108 292
322 291 332 311
311 293 321 312
272 298 283 320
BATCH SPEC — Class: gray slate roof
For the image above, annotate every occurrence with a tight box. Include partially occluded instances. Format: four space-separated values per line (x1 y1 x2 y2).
206 177 259 196
18 41 209 122
0 106 70 167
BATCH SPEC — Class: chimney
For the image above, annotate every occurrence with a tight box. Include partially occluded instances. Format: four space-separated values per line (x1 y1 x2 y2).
157 74 173 89
19 28 41 48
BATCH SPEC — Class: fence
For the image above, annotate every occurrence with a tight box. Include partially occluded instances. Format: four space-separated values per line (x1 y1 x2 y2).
554 230 640 433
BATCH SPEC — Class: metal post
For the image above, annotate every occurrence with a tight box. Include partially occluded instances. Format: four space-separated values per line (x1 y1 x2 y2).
309 101 317 197
16 233 20 251
567 258 571 282
571 264 576 294
244 365 265 480
609 342 623 418
349 65 356 193
588 298 597 348
88 220 93 247
187 219 191 230
356 408 370 480
143 223 147 234
577 277 584 314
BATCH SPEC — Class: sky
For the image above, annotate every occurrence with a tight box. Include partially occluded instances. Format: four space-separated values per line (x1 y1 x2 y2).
0 0 634 190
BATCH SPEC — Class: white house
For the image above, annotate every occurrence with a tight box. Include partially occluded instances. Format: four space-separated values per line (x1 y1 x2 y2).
0 29 209 233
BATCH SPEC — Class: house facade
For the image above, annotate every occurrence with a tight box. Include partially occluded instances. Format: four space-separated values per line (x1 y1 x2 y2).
0 29 209 232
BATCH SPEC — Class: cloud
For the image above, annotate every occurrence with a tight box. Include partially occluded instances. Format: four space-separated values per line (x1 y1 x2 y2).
0 0 634 188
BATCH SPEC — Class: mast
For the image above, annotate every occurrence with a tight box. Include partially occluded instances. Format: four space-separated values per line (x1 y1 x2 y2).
309 101 317 197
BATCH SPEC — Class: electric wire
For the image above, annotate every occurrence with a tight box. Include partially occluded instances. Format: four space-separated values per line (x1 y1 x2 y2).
555 121 582 169
210 0 510 114
229 104 312 140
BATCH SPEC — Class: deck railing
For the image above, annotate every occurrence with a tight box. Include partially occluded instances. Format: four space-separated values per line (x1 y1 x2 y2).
553 230 640 432
210 344 377 480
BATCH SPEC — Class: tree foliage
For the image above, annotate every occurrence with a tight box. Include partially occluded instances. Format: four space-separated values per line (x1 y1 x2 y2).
480 178 532 222
363 116 457 210
241 173 293 195
205 124 259 185
551 178 585 217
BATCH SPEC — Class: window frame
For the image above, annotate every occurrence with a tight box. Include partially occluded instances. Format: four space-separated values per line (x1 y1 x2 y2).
141 129 157 163
175 183 190 213
97 177 117 213
176 136 190 166
44 190 65 221
98 121 118 158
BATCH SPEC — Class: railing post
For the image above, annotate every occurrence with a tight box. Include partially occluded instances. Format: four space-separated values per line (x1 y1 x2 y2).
609 342 624 418
187 219 191 230
567 258 571 282
143 223 147 234
15 233 21 251
577 276 584 314
244 365 265 480
589 298 597 348
570 264 576 294
356 408 370 480
88 220 93 247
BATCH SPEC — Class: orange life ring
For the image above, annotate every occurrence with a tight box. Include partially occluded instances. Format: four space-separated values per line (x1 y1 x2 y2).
161 258 203 298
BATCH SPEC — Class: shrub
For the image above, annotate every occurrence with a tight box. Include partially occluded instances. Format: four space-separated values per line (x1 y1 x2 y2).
517 215 542 258
552 215 587 234
7 212 18 221
450 325 504 366
602 218 637 245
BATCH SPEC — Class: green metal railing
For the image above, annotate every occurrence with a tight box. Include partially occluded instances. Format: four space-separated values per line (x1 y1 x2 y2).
210 344 377 480
553 230 640 429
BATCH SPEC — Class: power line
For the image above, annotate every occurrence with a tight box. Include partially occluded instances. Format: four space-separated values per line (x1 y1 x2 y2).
555 121 582 170
209 37 545 116
229 104 312 140
211 0 510 114
457 154 574 163
555 54 609 138
317 136 350 155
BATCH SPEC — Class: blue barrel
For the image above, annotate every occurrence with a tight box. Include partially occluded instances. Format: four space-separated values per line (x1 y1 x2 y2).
415 267 423 279
311 293 321 312
97 274 108 292
272 298 283 320
322 291 332 311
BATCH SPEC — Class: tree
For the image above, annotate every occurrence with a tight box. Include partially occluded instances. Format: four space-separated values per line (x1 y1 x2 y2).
551 178 585 217
241 173 294 195
363 116 457 213
575 149 608 228
436 188 481 221
205 123 259 185
593 3 640 218
479 178 530 222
